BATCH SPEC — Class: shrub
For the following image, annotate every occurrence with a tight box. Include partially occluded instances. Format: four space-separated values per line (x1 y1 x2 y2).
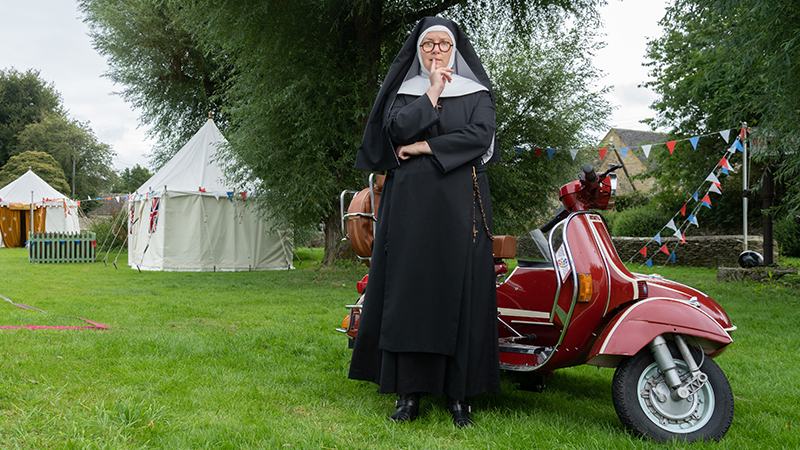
774 215 800 257
89 209 128 251
613 191 650 212
610 206 671 237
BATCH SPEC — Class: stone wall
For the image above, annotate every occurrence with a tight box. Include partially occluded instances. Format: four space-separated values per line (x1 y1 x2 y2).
612 235 779 268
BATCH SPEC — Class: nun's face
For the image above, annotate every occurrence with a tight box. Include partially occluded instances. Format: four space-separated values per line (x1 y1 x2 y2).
419 31 453 72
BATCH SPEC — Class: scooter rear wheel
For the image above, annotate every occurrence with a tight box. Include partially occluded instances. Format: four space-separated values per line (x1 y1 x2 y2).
611 341 734 443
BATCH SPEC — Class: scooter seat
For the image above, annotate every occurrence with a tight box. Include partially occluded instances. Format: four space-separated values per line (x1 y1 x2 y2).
517 259 552 269
493 235 517 260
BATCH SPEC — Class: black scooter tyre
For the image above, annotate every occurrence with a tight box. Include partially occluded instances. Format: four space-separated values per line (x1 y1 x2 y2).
612 341 734 443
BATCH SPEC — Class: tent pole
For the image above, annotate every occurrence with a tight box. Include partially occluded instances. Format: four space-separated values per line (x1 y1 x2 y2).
30 191 34 244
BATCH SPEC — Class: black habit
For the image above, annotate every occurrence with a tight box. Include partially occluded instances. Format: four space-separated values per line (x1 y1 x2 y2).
348 17 501 401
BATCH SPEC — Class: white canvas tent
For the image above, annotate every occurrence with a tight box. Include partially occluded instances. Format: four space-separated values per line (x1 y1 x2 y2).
0 169 80 248
128 119 293 271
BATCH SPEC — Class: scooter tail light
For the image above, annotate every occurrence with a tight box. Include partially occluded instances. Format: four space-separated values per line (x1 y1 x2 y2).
577 273 592 303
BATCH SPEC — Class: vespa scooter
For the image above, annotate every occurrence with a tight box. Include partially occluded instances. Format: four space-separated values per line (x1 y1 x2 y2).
338 165 736 443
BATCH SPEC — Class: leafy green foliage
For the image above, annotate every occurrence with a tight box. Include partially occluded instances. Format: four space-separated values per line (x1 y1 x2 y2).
475 10 611 234
90 208 128 251
112 164 153 193
0 151 70 194
613 191 650 213
80 0 607 263
644 0 800 215
774 215 800 257
78 0 228 169
610 206 671 238
15 113 115 199
0 68 62 166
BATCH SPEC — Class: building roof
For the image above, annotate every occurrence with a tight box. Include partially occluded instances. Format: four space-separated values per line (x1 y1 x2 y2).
612 128 668 149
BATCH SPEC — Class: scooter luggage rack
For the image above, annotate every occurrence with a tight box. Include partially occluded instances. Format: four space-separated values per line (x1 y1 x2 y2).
340 173 380 262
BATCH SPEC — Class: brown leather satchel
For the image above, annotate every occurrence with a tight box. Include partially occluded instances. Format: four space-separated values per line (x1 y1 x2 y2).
346 175 385 262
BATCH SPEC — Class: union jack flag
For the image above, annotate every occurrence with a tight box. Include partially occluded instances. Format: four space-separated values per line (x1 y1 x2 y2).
149 197 160 233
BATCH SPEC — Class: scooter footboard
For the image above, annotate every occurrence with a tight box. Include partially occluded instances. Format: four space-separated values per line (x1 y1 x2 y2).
586 297 733 368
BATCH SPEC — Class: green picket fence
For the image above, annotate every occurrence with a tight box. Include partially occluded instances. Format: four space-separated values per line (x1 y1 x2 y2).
28 231 96 263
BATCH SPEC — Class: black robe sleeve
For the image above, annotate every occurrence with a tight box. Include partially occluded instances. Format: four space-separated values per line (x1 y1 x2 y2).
385 91 495 174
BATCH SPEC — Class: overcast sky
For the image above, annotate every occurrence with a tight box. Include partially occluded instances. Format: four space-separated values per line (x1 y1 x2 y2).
1 0 666 172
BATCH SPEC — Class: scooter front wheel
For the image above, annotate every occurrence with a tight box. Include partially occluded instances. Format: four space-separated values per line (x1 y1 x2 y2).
611 342 733 443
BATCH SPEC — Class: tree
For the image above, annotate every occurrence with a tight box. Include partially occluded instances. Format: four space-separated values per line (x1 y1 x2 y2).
474 10 611 233
0 68 62 166
15 114 116 201
0 151 70 194
644 0 800 218
81 0 606 265
78 0 229 169
112 164 152 193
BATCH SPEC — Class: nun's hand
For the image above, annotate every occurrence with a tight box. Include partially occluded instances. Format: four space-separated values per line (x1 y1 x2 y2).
397 141 433 160
427 59 453 106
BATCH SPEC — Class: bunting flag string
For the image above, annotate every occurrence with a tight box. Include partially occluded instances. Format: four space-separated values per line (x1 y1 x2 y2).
516 128 735 162
626 126 748 267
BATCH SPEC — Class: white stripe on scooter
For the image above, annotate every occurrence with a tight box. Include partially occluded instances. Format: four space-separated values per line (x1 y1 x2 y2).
498 307 551 320
597 297 729 355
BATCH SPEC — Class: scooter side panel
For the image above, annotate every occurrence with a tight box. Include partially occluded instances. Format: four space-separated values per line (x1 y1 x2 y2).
542 214 613 369
585 297 733 368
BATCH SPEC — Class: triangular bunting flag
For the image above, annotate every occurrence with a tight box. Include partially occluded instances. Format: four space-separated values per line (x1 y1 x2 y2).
688 214 699 226
721 166 730 175
680 204 687 216
654 232 662 245
673 228 682 239
734 140 744 152
534 148 543 158
718 157 732 170
547 148 556 160
666 219 677 231
709 183 722 195
681 232 686 244
620 147 629 159
693 190 699 202
689 136 700 150
720 129 731 143
701 194 712 208
642 144 652 158
666 141 677 154
705 173 721 185
599 148 608 161
639 247 647 257
645 258 653 268
660 244 670 255
669 251 676 263
570 149 580 160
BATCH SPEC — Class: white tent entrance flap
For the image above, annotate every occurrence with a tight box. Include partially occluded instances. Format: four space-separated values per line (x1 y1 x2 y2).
127 119 293 271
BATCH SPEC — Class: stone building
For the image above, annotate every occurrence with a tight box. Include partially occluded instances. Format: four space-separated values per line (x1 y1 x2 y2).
596 128 667 196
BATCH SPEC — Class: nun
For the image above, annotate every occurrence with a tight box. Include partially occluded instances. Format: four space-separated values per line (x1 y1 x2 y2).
349 16 501 428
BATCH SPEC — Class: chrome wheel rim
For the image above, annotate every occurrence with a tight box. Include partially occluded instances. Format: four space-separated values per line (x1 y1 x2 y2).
637 360 715 433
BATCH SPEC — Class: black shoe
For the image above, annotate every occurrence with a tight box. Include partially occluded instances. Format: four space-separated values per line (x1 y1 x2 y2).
389 393 420 423
446 397 474 428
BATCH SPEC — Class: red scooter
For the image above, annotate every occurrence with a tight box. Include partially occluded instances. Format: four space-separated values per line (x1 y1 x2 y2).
339 165 736 443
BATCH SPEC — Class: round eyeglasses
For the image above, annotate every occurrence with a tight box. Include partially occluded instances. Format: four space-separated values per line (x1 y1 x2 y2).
420 41 452 53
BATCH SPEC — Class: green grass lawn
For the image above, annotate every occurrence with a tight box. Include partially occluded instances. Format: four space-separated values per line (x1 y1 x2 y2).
1 248 798 449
